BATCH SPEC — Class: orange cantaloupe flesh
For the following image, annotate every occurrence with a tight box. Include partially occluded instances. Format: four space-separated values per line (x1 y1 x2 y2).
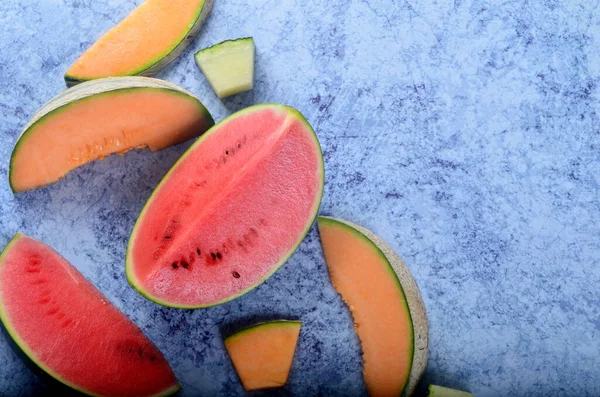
318 217 414 397
66 0 207 81
224 321 302 391
10 88 211 192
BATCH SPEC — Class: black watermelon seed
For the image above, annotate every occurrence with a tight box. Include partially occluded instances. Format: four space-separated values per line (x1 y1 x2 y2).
172 262 179 269
196 248 201 255
165 236 171 240
232 271 240 278
216 252 222 260
181 261 190 269
210 252 217 260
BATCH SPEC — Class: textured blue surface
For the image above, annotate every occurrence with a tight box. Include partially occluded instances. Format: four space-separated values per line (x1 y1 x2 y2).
0 0 599 396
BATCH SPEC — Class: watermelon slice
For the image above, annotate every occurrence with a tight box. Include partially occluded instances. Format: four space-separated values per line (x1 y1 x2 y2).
0 233 179 397
127 104 324 308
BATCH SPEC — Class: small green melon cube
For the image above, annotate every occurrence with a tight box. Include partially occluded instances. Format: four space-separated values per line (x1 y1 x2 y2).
195 37 255 98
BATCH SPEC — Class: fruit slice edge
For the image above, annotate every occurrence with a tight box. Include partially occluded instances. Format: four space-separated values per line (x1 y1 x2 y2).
428 385 474 397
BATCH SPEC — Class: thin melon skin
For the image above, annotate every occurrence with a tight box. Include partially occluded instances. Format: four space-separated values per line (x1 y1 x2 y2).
0 233 181 397
9 77 214 193
224 320 302 342
64 0 215 86
317 216 429 397
428 385 474 397
126 104 325 309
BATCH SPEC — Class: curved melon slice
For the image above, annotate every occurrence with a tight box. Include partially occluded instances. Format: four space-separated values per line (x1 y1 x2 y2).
317 216 428 397
9 77 214 192
224 321 301 391
0 233 179 397
65 0 214 85
127 104 324 308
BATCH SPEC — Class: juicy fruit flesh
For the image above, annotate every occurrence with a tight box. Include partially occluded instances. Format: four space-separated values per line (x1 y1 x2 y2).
129 106 323 307
66 0 206 80
0 234 178 397
11 88 210 192
225 321 301 391
195 38 255 98
318 218 413 397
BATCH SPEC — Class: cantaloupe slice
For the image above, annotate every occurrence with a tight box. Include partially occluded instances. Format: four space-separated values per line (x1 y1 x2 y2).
65 0 214 85
428 385 474 397
194 38 255 98
9 77 214 193
317 216 428 397
224 321 301 391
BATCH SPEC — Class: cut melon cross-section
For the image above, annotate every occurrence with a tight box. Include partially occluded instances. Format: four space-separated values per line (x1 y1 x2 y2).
9 77 214 192
0 233 179 397
65 0 214 85
127 104 324 308
317 216 429 397
224 321 302 391
195 38 256 98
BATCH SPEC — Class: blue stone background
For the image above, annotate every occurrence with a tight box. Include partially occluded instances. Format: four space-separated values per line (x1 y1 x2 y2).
0 0 599 396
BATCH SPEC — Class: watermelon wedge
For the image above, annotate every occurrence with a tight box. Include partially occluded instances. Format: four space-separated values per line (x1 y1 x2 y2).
0 233 179 397
127 104 324 308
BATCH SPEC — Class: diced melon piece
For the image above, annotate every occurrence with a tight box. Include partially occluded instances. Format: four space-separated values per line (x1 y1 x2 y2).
224 321 301 391
428 385 474 397
9 77 214 192
65 0 214 85
317 216 429 397
195 38 255 98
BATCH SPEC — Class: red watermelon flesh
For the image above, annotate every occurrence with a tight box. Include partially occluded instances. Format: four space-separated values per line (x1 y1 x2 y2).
0 233 179 397
127 104 324 308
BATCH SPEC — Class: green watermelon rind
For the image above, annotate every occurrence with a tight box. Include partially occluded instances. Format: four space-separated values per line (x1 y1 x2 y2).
0 233 182 397
126 103 325 309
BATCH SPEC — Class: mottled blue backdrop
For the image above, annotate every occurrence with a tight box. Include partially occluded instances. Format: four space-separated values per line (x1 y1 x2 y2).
1 1 599 396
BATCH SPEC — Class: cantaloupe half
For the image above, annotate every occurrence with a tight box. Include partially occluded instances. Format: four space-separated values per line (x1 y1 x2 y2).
317 216 429 397
9 77 214 193
428 385 474 397
224 321 301 391
65 0 214 85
